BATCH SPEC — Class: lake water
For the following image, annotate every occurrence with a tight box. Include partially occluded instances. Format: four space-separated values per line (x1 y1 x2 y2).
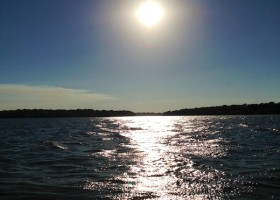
0 116 279 199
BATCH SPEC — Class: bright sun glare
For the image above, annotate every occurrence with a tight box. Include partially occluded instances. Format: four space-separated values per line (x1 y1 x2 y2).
135 0 165 28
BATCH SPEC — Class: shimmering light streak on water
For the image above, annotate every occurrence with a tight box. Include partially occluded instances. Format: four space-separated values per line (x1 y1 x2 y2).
0 116 279 199
115 116 229 199
120 117 180 198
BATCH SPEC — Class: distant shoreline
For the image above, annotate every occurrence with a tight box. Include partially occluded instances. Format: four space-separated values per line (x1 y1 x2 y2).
0 102 279 118
0 109 135 118
163 102 280 116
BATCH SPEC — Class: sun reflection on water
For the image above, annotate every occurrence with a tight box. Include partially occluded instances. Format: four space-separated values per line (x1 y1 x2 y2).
116 116 228 199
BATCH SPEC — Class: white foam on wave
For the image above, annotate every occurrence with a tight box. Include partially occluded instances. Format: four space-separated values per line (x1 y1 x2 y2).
43 140 68 150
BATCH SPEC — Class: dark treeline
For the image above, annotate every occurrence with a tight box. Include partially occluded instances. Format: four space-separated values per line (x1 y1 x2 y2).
1 102 280 118
136 112 162 116
0 109 135 118
163 102 280 116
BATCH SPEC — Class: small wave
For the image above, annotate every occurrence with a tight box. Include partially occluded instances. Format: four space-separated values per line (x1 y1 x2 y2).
252 128 278 133
121 125 143 131
43 140 68 150
239 123 249 128
272 128 279 133
82 131 96 136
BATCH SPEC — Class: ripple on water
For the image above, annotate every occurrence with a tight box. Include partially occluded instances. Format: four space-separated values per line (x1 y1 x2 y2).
0 116 279 199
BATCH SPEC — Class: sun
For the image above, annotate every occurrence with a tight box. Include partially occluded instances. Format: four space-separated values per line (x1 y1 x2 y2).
135 0 165 28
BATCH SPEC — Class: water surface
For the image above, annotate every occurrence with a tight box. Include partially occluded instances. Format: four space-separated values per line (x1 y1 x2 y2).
0 116 279 199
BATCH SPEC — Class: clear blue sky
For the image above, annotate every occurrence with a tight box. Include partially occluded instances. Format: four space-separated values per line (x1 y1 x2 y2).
1 0 280 112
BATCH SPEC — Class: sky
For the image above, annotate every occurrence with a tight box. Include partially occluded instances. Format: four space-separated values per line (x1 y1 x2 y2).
1 0 280 112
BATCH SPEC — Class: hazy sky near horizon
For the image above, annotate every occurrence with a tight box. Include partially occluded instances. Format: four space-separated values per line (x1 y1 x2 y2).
1 0 280 112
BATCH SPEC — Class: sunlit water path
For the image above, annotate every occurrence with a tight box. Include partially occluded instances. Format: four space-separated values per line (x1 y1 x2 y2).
0 116 280 199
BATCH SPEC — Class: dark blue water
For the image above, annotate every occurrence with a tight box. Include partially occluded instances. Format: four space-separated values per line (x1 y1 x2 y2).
0 116 279 199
